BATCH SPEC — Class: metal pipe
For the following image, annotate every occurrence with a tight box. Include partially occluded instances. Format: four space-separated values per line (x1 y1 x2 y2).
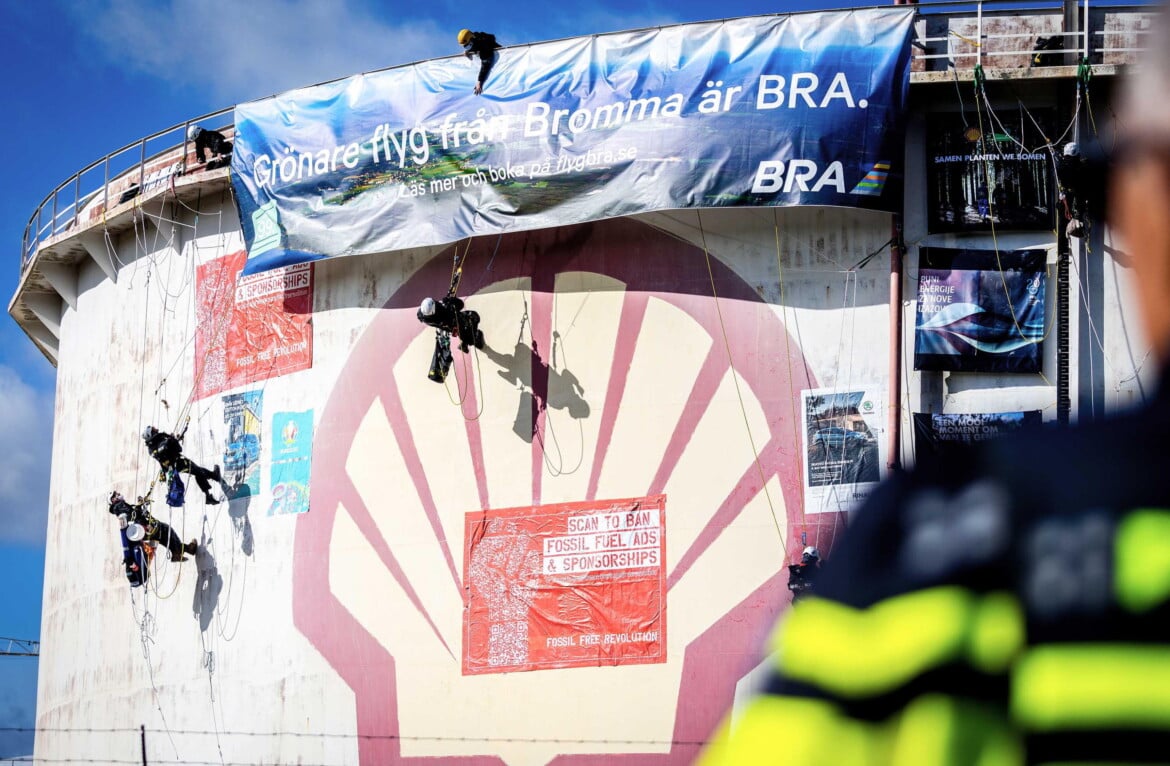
977 0 984 70
888 215 905 472
1084 0 1091 58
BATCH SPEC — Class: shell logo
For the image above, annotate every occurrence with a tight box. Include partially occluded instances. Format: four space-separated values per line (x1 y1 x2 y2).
294 218 839 764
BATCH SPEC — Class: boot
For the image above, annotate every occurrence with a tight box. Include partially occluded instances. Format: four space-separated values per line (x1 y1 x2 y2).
212 464 223 483
205 492 220 506
184 540 198 556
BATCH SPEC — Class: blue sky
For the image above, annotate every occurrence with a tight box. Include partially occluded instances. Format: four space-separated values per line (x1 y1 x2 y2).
0 0 868 756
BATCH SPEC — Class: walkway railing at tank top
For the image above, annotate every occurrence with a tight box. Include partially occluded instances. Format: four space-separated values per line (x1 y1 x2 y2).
17 0 1154 275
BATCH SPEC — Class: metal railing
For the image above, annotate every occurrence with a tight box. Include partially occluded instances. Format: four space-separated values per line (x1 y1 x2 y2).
20 106 233 270
912 0 1156 70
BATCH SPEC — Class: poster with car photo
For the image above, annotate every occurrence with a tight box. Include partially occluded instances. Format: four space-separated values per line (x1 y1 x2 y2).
222 390 263 499
802 386 885 515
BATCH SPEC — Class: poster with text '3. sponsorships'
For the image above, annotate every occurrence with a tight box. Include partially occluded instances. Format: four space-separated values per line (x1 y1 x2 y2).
914 247 1046 373
194 250 314 399
463 496 666 675
802 387 885 515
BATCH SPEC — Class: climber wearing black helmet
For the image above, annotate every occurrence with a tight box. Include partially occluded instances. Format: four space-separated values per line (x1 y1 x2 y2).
786 546 820 603
142 425 224 505
417 296 485 353
108 490 196 563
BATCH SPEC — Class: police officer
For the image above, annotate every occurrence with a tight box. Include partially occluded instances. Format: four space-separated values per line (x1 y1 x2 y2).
702 10 1170 765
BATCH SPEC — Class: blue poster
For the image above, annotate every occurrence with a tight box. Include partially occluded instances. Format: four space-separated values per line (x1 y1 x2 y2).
231 8 914 274
222 390 263 498
269 410 313 516
914 248 1047 373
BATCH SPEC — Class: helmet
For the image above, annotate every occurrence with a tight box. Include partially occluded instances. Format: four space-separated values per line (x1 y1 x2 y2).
1063 141 1080 158
142 426 156 441
125 522 146 542
458 28 472 45
109 490 123 505
187 125 200 141
801 546 820 562
420 297 436 316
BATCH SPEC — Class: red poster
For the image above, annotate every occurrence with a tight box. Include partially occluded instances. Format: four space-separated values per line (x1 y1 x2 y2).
463 495 667 675
194 252 313 399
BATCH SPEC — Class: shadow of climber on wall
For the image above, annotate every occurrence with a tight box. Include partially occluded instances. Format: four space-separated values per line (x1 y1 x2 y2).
192 545 224 634
481 336 590 442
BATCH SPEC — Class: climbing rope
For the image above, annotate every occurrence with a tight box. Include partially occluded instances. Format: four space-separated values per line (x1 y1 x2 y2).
696 210 786 549
773 210 809 549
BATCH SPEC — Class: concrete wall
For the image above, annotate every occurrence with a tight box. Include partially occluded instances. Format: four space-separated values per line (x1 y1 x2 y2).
36 196 900 764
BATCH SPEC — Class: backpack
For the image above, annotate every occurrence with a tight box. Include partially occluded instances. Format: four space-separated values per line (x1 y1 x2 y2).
120 528 150 587
166 469 187 507
1031 35 1064 67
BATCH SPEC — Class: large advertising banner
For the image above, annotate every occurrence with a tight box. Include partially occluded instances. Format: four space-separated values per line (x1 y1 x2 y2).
194 251 314 398
913 411 1042 462
802 387 884 515
927 109 1056 233
914 247 1047 373
231 8 914 273
222 390 263 497
269 409 313 516
463 495 666 675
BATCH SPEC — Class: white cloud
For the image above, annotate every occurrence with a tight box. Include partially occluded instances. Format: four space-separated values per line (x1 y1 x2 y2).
0 365 54 545
79 0 454 103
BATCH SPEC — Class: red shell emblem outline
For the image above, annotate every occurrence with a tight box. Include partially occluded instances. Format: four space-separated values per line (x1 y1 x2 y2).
294 218 841 763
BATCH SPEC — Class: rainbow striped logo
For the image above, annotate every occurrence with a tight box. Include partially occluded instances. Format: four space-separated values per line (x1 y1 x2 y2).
850 161 891 196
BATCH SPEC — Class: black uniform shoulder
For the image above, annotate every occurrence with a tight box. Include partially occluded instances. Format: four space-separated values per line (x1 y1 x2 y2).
816 390 1170 610
813 436 1015 607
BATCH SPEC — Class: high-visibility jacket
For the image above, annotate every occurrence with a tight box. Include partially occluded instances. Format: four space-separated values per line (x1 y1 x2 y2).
703 378 1170 765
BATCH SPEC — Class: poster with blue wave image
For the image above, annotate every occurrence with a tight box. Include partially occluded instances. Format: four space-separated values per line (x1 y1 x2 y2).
230 8 914 274
914 247 1046 373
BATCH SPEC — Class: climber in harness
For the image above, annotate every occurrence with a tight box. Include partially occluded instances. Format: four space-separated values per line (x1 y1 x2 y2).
418 295 485 383
787 546 820 603
109 490 197 584
458 28 502 95
187 125 233 168
142 425 224 505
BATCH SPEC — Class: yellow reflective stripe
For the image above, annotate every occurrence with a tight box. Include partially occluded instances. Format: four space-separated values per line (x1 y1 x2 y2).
1114 509 1170 613
701 693 1022 766
889 695 1022 766
1014 644 1170 730
969 592 1025 675
697 695 883 766
775 588 1023 698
